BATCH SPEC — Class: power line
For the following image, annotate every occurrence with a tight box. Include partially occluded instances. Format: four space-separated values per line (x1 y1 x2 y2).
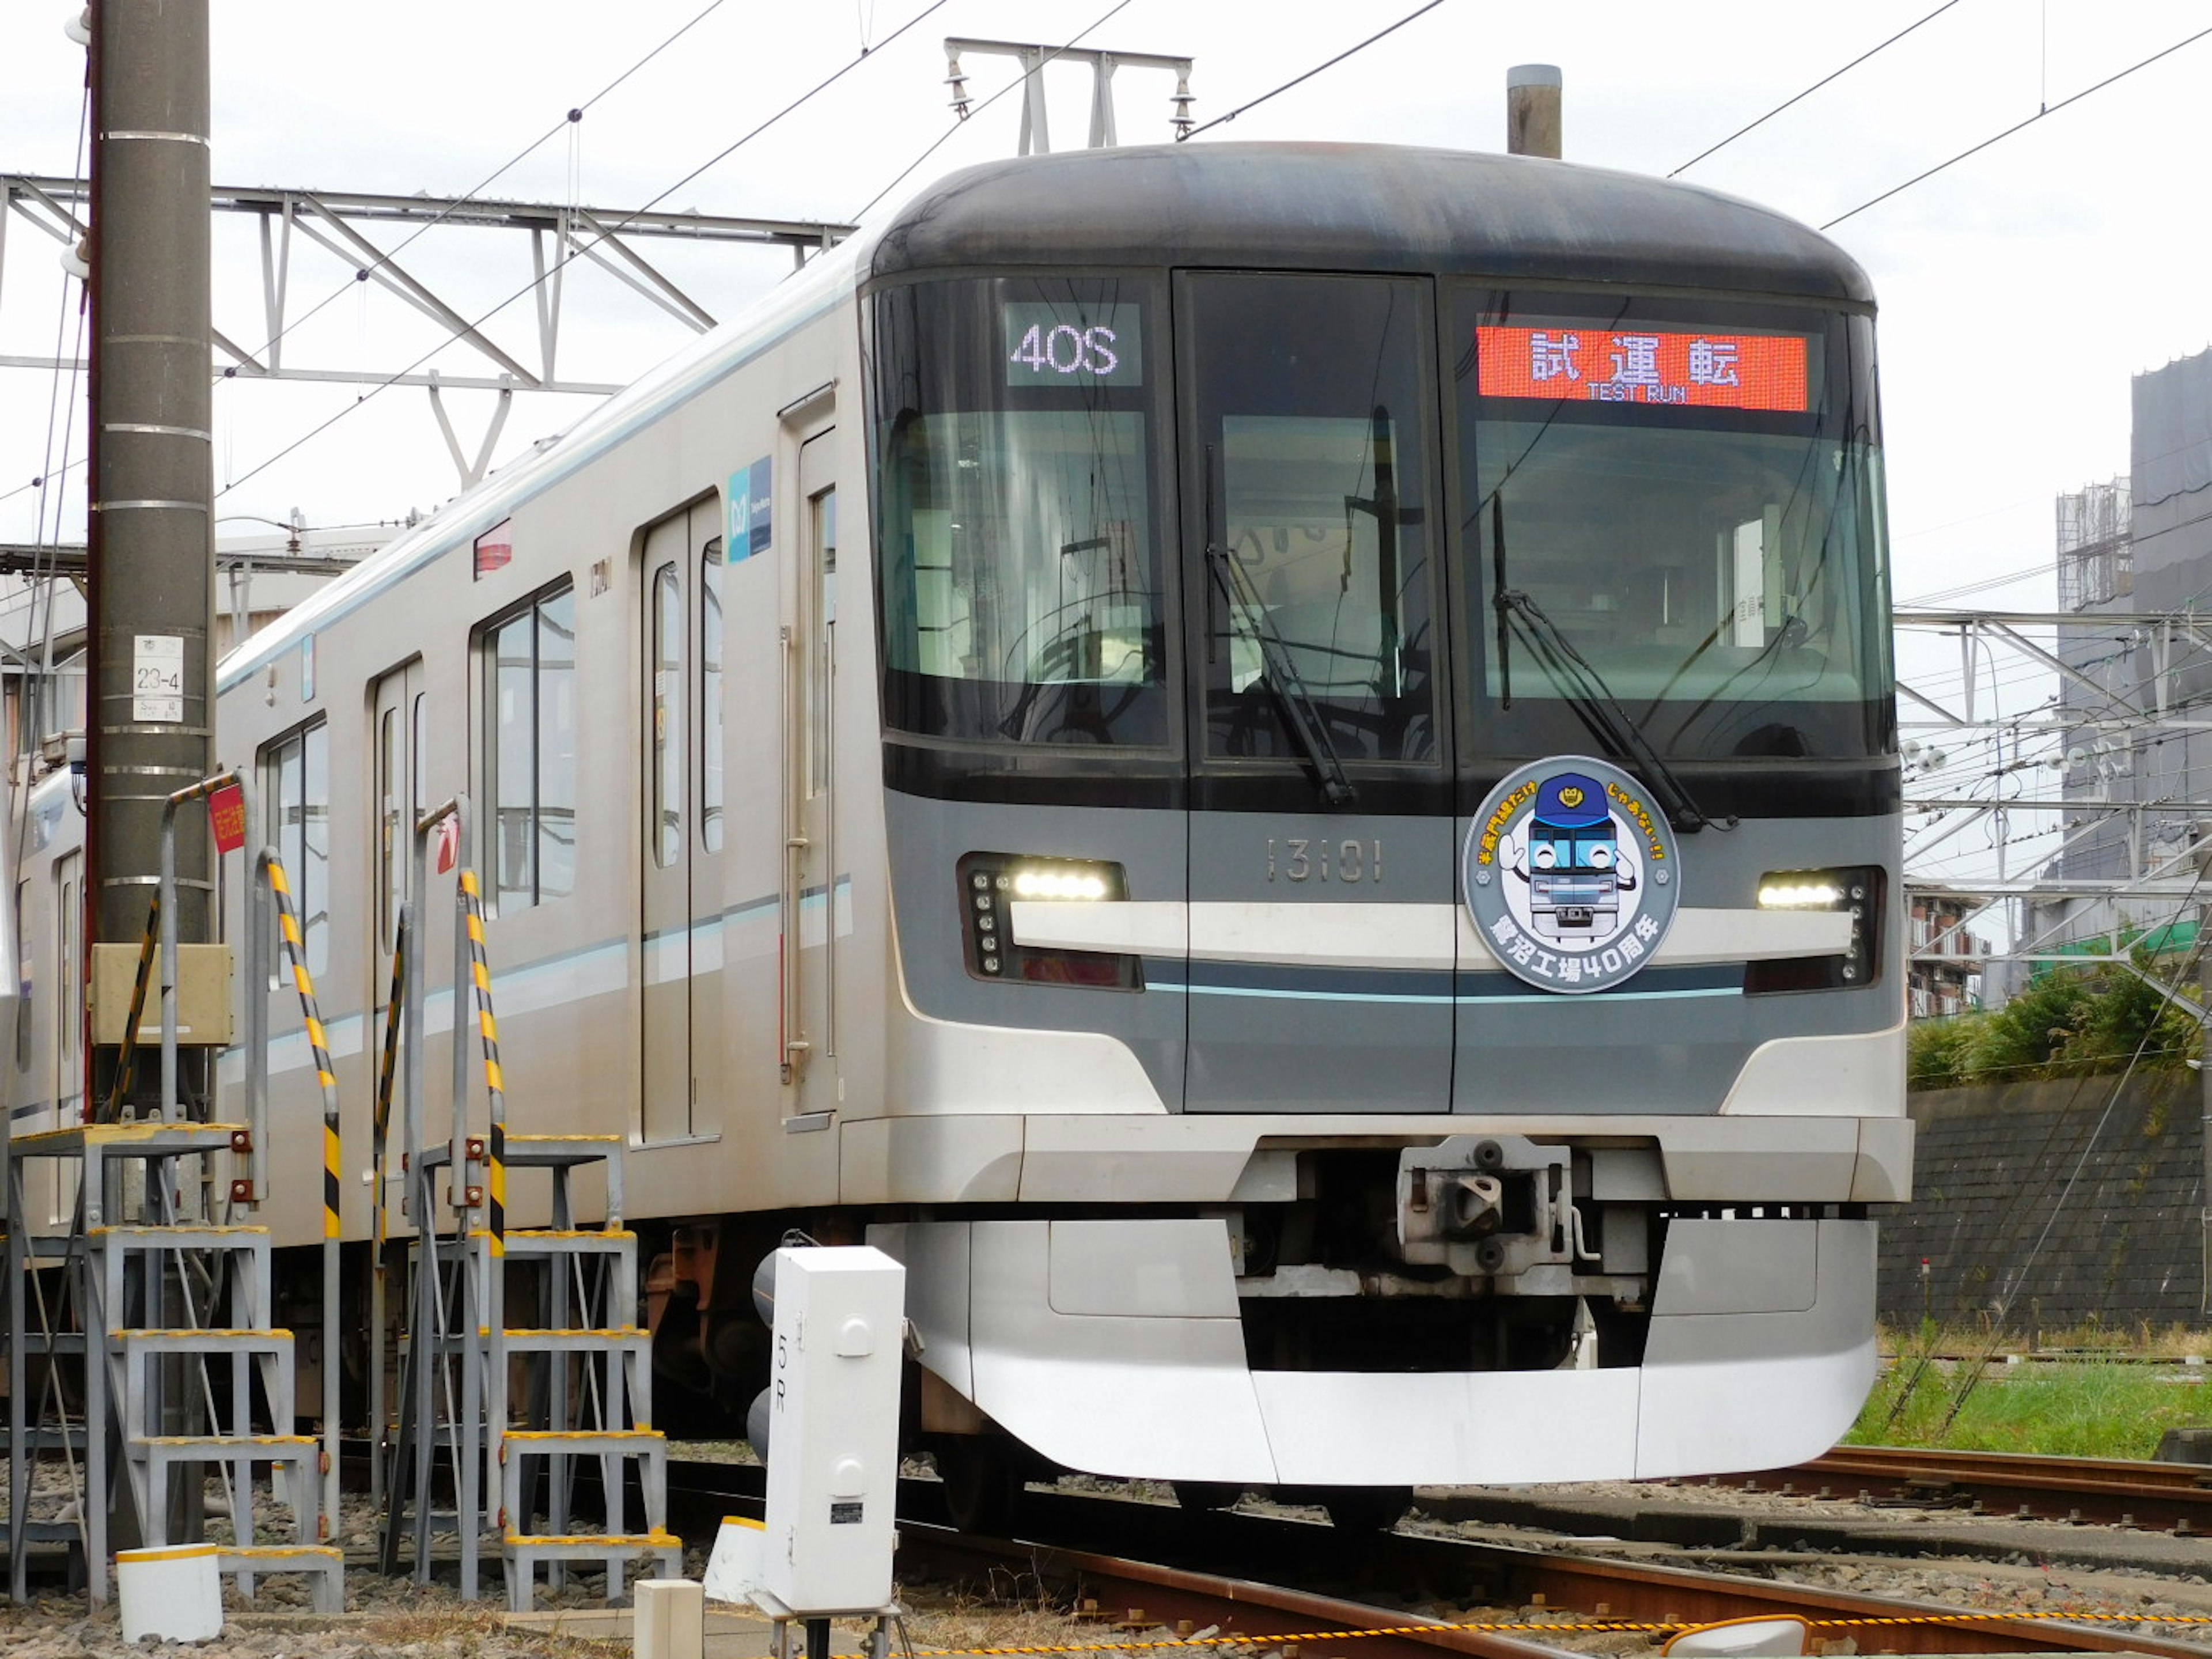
234 0 737 370
219 0 949 501
850 0 1133 222
1176 0 1450 143
1669 0 1963 177
1822 23 2212 230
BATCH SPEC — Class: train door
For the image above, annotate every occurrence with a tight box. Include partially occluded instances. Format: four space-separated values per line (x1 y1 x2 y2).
639 498 723 1143
369 661 422 1094
779 429 839 1124
1176 270 1455 1113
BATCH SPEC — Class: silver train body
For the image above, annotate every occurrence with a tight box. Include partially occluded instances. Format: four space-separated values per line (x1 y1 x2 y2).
9 144 1908 1491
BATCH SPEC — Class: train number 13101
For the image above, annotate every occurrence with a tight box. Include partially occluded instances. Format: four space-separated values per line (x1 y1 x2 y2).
1266 838 1383 884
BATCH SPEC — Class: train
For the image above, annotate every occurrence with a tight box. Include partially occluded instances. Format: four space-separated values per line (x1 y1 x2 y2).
9 141 1907 1528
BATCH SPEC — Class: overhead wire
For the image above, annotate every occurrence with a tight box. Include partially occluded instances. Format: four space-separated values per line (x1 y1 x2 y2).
1176 0 1451 143
1823 23 2212 229
1669 0 1964 177
219 0 952 501
230 0 737 371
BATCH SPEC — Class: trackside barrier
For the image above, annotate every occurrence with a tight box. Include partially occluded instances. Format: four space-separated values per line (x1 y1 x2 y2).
255 846 342 1538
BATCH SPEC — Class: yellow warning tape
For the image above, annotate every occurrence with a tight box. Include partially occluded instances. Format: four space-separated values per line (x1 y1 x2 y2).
806 1607 2212 1658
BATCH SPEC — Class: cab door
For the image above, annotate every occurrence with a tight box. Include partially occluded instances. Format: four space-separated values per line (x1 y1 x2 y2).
1177 270 1455 1113
639 498 724 1143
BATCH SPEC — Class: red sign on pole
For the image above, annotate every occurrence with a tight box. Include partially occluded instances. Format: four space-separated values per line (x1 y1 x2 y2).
207 782 247 855
435 815 460 875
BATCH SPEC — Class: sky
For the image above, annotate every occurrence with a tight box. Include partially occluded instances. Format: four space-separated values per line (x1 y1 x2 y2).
5 0 2212 900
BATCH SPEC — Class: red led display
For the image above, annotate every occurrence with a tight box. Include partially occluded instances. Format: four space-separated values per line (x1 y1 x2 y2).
1476 325 1810 412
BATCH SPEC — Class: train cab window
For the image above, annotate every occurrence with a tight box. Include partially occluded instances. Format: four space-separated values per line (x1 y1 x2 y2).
1182 272 1439 765
260 718 331 979
874 275 1169 747
1459 290 1892 760
483 584 578 910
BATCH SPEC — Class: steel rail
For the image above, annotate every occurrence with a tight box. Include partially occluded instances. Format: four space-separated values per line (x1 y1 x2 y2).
1760 1444 2212 1534
662 1462 2208 1658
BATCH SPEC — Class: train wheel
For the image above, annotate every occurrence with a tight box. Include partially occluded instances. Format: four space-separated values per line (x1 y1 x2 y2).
1320 1486 1411 1532
1171 1481 1243 1513
935 1438 1021 1536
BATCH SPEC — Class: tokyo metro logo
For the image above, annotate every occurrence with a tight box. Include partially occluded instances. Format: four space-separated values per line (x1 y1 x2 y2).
1462 755 1680 995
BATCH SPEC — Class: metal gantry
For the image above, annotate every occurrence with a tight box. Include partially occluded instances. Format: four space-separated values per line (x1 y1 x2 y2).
1 175 856 394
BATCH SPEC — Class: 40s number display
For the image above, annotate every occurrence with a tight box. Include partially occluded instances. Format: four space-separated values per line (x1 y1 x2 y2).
1002 301 1143 388
1010 322 1121 378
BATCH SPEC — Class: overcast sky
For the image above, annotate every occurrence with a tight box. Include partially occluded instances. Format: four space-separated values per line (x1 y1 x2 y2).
5 0 2210 892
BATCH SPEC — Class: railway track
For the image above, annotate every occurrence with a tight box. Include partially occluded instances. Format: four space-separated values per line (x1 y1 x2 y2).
1737 1445 2212 1535
666 1460 2212 1658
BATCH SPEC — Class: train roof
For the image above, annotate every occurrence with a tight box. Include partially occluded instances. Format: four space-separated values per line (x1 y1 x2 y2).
869 142 1874 307
217 144 1868 689
217 233 869 690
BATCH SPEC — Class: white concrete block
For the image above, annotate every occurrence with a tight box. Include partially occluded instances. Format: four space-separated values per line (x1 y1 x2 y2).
635 1577 706 1659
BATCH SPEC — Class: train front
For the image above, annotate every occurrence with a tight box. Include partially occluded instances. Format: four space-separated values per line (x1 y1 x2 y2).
859 145 1903 1498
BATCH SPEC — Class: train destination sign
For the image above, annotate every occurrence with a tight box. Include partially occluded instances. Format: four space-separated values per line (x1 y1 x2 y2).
1005 302 1142 388
1476 324 1809 412
1462 754 1681 995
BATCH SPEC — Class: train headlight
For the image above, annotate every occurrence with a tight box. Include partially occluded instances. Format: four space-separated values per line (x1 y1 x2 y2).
1746 866 1884 995
956 852 1140 990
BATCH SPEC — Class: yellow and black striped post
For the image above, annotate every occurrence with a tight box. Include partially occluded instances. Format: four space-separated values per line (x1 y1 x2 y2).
373 925 405 1242
266 860 342 1239
262 851 343 1537
459 870 506 1259
368 915 406 1512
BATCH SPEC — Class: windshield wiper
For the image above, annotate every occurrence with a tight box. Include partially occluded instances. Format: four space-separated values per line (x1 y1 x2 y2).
1490 577 1736 834
1206 442 1357 807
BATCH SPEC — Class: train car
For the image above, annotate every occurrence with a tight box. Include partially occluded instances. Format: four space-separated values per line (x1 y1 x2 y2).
10 142 1906 1525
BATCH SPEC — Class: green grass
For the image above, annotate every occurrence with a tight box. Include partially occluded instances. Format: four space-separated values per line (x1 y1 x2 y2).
1846 1357 2207 1459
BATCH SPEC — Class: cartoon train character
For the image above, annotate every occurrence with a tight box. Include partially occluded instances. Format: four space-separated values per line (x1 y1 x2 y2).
1515 772 1637 939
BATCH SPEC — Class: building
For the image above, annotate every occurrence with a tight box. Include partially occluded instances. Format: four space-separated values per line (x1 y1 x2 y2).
1907 888 1988 1016
2035 345 2212 960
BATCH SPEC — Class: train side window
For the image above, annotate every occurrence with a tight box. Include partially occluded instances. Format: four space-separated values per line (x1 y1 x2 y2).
808 489 836 797
14 879 29 1073
483 582 577 910
377 706 401 942
259 717 331 979
700 537 724 853
652 563 684 868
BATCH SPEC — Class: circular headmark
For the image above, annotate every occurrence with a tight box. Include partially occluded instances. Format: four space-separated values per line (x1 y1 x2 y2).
1462 755 1681 995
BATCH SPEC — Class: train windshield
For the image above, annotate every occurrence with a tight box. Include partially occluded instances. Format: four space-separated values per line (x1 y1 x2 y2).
1460 290 1892 761
874 276 1169 747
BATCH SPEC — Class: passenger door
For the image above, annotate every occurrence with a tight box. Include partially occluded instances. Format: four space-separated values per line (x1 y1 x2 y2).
369 660 422 1137
780 430 840 1127
639 499 724 1143
1176 271 1455 1113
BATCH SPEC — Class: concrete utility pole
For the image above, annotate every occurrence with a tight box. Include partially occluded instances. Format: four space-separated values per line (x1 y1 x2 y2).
1506 64 1562 159
88 0 217 1066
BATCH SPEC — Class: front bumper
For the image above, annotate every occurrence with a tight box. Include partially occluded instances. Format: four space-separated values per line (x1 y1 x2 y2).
872 1213 1877 1486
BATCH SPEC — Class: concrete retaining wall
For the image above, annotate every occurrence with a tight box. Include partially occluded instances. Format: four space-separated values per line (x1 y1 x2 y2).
1880 1073 2206 1330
